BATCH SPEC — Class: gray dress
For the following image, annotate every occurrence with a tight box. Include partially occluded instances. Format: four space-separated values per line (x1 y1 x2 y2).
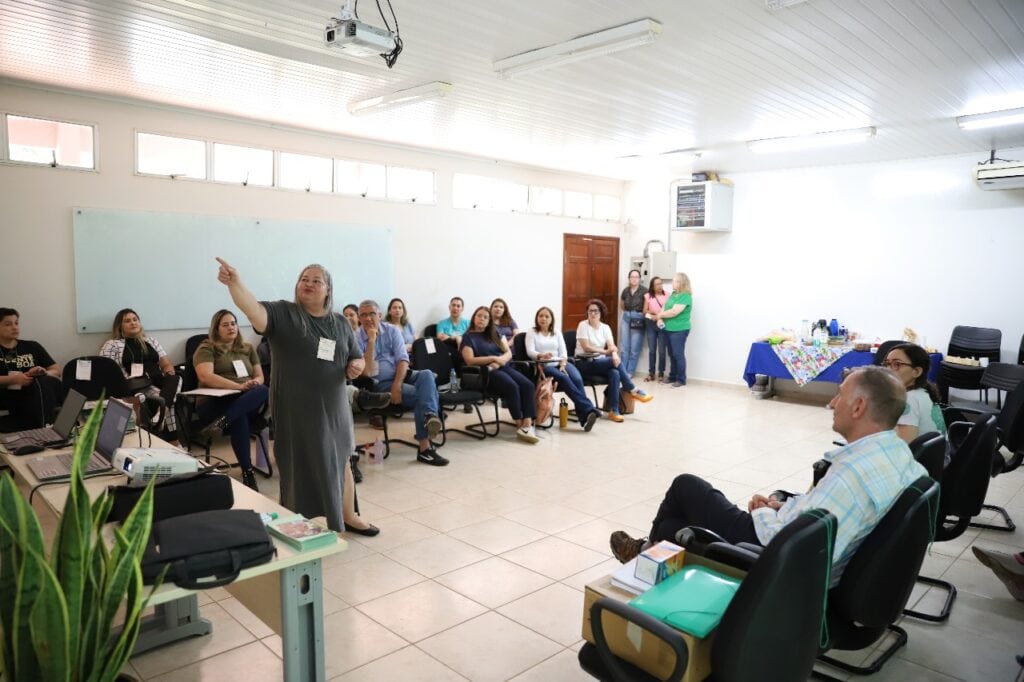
261 300 360 531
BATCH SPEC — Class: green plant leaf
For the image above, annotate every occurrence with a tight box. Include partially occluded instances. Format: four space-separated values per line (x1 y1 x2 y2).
2 475 47 681
26 548 70 682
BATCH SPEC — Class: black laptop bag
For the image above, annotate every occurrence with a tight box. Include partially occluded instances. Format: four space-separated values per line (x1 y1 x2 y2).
141 509 276 588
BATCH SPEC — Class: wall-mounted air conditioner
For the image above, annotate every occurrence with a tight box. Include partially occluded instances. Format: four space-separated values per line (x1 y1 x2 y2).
975 162 1024 190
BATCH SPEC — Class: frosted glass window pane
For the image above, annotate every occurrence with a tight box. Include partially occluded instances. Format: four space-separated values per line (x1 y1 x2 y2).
212 143 273 186
564 191 593 219
387 166 435 203
280 152 333 192
594 194 622 221
453 173 490 208
453 174 527 211
529 186 563 215
7 115 94 168
490 180 528 212
335 159 386 198
137 133 206 179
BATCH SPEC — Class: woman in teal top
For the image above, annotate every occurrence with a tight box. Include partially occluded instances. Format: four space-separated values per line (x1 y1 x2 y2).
656 272 692 387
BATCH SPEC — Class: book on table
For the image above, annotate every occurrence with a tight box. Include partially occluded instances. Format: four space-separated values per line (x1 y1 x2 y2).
266 514 337 551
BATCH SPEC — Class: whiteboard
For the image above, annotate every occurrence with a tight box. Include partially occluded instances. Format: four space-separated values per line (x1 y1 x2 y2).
73 208 393 333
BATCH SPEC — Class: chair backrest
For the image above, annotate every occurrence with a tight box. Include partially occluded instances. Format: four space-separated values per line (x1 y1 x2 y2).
948 325 1001 360
996 380 1024 455
873 340 904 366
828 477 939 633
938 415 998 538
980 362 1024 394
511 333 529 362
711 510 837 682
61 356 132 400
412 337 452 385
423 323 438 338
909 431 945 483
180 333 208 392
563 330 577 356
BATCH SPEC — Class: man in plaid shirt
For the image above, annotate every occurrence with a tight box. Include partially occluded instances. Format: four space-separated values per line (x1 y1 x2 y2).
611 366 927 575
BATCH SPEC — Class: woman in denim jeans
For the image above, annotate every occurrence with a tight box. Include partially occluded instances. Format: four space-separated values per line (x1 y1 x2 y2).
575 298 652 422
619 270 646 378
643 275 669 382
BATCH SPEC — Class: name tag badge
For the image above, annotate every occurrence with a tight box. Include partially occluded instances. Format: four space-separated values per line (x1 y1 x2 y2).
129 363 144 378
232 359 250 377
317 337 336 361
76 359 92 381
424 338 436 354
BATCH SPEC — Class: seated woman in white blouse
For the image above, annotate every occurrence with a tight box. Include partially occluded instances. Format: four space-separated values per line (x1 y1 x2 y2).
574 299 652 423
524 307 598 432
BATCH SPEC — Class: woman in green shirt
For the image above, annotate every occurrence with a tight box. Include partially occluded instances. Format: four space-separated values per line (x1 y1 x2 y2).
656 273 693 387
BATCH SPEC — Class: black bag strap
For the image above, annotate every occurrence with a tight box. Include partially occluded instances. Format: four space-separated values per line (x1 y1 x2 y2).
170 550 243 589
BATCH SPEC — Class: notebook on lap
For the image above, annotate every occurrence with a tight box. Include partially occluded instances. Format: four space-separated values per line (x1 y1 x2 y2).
1 389 87 448
27 399 132 482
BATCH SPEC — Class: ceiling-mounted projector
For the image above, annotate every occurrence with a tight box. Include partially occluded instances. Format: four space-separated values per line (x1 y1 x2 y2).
325 18 396 57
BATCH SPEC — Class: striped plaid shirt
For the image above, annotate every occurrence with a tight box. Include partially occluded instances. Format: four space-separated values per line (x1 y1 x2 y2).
751 429 927 577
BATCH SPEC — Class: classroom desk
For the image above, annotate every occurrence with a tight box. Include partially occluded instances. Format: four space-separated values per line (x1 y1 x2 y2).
0 439 343 682
742 342 942 387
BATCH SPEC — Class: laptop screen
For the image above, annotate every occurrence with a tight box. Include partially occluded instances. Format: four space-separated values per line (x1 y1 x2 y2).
95 399 131 463
52 389 87 439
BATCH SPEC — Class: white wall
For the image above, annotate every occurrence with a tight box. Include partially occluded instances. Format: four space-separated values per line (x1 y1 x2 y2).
0 83 625 364
623 150 1024 385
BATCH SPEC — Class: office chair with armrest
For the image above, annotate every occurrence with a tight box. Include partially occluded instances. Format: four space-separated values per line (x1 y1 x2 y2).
904 417 998 622
579 510 837 682
908 431 945 483
351 375 422 459
62 355 167 430
938 325 1001 403
411 338 487 444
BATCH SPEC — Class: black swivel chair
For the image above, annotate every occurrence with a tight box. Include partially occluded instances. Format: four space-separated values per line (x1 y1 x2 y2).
411 337 487 443
564 329 609 406
423 323 438 338
938 325 1001 403
816 476 940 675
62 355 167 429
578 510 837 682
909 431 946 483
904 416 998 622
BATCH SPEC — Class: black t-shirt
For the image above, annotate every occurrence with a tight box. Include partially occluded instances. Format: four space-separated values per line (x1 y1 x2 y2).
0 340 55 376
121 337 161 378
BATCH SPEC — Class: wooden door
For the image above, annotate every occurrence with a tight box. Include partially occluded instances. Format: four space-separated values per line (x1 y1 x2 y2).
562 234 620 333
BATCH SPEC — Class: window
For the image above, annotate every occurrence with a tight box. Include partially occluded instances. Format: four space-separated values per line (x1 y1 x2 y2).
386 166 435 203
453 173 528 212
594 194 622 221
136 132 206 179
563 191 593 219
529 186 563 215
279 151 333 192
335 159 386 198
212 143 273 186
6 114 94 169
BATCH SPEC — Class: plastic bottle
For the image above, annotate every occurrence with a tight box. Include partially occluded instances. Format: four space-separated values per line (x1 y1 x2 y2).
829 319 839 337
448 368 459 393
558 397 569 429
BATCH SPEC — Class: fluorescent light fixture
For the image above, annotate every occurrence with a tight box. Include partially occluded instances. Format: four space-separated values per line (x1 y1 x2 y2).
493 19 662 79
765 0 811 9
348 81 453 115
747 126 876 153
956 107 1024 131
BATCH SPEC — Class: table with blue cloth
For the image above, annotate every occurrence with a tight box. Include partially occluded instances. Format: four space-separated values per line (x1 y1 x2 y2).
742 342 942 387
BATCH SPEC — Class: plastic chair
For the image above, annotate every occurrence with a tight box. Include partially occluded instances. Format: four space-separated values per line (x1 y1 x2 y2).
578 510 836 682
938 325 1001 403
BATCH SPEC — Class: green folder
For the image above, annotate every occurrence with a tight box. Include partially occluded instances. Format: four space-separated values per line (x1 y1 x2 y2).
628 565 741 637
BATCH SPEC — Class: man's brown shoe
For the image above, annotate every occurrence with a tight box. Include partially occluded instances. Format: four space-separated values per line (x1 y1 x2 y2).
610 531 646 564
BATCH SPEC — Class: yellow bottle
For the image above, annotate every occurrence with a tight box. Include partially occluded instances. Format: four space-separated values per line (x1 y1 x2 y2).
558 397 569 429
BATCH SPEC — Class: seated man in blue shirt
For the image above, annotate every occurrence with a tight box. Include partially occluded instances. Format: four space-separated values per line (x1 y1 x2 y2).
357 300 447 466
435 297 468 345
609 366 927 577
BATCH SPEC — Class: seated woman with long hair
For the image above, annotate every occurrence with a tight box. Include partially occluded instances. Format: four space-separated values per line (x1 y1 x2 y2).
574 299 652 423
461 306 539 444
882 343 947 444
490 298 519 343
193 309 270 491
385 297 416 352
525 307 598 432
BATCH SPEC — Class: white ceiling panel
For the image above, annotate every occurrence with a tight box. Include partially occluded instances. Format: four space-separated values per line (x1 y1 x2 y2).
1 0 1023 178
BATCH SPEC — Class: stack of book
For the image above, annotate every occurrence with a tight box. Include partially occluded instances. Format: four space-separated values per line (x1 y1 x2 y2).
266 514 338 551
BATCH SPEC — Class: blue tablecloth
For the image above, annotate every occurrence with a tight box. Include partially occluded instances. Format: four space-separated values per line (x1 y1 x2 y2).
742 342 942 387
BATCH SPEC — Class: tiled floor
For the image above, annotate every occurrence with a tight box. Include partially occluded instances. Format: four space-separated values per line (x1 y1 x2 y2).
123 381 1024 681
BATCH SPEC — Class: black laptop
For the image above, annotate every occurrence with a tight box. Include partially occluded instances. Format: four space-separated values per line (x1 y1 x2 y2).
27 399 132 482
1 389 87 448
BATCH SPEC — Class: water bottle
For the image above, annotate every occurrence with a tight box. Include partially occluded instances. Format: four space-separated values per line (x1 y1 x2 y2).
448 368 459 392
558 397 569 429
829 319 839 337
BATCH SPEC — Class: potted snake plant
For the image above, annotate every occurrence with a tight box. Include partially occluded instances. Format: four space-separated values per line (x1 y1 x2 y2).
0 398 159 681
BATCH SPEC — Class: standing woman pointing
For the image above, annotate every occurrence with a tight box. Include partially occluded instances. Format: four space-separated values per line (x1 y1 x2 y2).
215 257 364 531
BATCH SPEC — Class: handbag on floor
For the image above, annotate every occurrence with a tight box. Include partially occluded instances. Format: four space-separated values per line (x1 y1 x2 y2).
603 388 636 415
141 509 276 588
534 365 554 424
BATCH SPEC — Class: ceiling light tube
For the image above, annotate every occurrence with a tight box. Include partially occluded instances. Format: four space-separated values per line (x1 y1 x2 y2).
493 19 662 79
747 126 876 153
348 81 453 115
956 107 1024 131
